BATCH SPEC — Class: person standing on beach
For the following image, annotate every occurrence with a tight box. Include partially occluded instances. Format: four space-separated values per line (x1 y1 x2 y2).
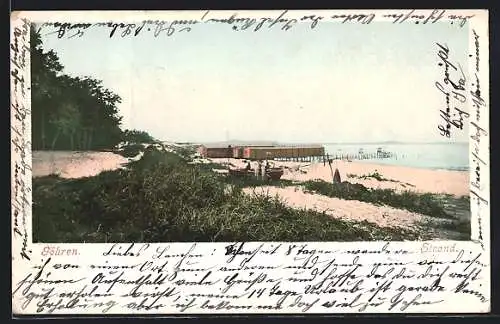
333 168 341 183
256 160 261 179
261 161 267 180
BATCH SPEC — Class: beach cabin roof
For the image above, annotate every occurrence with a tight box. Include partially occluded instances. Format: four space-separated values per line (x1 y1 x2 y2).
200 142 277 149
198 142 324 149
248 144 325 149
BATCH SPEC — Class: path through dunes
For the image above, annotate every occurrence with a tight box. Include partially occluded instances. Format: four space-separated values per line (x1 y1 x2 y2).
243 186 470 240
32 151 130 179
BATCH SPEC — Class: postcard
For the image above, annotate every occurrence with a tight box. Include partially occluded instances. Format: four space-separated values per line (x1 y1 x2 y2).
11 9 490 315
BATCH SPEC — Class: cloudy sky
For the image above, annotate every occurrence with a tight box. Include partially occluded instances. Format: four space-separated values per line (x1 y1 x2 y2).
38 18 470 143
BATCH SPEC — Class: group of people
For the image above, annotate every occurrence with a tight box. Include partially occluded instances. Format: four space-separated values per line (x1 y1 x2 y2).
245 160 270 180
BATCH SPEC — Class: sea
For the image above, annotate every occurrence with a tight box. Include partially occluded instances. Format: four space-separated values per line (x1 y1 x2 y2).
323 143 469 171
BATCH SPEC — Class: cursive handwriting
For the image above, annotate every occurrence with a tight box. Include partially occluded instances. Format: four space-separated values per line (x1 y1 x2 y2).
383 9 445 25
11 18 32 261
435 42 469 138
34 9 474 41
468 29 488 245
12 242 489 314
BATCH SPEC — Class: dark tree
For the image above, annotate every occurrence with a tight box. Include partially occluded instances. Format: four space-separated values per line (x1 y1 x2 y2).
31 26 124 151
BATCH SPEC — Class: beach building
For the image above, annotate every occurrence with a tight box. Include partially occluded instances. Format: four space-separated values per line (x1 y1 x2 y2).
198 142 274 158
197 144 233 158
242 145 325 160
198 143 325 160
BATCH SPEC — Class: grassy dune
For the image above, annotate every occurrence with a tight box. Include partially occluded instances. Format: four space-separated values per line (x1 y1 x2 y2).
33 148 427 243
33 147 470 243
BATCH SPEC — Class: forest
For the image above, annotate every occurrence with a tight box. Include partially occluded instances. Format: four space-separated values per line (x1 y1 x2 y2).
30 26 155 150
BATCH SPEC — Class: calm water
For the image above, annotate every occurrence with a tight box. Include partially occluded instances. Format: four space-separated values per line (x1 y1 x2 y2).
324 143 469 171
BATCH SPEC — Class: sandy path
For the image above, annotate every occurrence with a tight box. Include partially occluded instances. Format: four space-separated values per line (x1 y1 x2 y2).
32 151 131 179
243 186 431 229
211 158 469 197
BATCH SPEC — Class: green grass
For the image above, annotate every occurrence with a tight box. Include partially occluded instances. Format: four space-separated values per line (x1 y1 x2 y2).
417 217 471 241
436 219 471 240
33 148 424 243
222 175 297 189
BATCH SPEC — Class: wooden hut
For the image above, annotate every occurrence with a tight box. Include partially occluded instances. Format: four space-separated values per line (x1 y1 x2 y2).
244 145 324 160
198 144 233 158
232 146 245 159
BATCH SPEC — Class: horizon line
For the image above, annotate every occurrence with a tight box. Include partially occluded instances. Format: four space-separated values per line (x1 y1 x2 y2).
166 140 469 145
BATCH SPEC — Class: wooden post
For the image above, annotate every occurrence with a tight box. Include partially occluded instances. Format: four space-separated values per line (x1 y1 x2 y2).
327 158 335 184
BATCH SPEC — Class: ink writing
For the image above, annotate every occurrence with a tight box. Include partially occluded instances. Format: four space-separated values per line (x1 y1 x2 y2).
35 9 472 41
12 242 489 314
435 42 469 137
468 29 488 244
11 18 32 261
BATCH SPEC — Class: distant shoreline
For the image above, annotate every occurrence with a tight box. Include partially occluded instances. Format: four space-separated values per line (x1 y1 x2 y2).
322 141 469 145
350 158 469 172
182 141 469 146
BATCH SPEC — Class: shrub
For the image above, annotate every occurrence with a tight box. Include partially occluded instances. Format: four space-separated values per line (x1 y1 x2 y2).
116 143 143 158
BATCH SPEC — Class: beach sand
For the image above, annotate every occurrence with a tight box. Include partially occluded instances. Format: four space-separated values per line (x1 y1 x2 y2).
243 185 431 229
32 152 469 237
32 151 131 179
211 158 469 197
211 157 469 236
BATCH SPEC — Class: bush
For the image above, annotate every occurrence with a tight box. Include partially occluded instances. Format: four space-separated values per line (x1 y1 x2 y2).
116 143 143 158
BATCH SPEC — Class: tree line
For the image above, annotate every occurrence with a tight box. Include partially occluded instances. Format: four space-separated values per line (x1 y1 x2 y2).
31 26 156 151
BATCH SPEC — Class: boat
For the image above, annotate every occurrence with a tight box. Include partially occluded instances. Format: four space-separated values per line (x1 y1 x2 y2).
228 163 284 180
228 168 253 177
266 167 284 180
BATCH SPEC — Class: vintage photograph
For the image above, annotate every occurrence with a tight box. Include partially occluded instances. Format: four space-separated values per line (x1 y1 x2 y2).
31 17 471 243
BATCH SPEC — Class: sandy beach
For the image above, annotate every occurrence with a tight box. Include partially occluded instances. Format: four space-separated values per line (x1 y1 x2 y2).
32 151 469 237
32 151 131 179
33 152 468 197
211 157 469 235
243 185 432 229
211 158 469 197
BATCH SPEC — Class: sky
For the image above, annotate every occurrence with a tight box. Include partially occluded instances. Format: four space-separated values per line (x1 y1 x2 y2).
38 19 470 144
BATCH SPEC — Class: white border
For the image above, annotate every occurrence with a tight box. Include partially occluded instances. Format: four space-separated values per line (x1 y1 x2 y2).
11 10 490 315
